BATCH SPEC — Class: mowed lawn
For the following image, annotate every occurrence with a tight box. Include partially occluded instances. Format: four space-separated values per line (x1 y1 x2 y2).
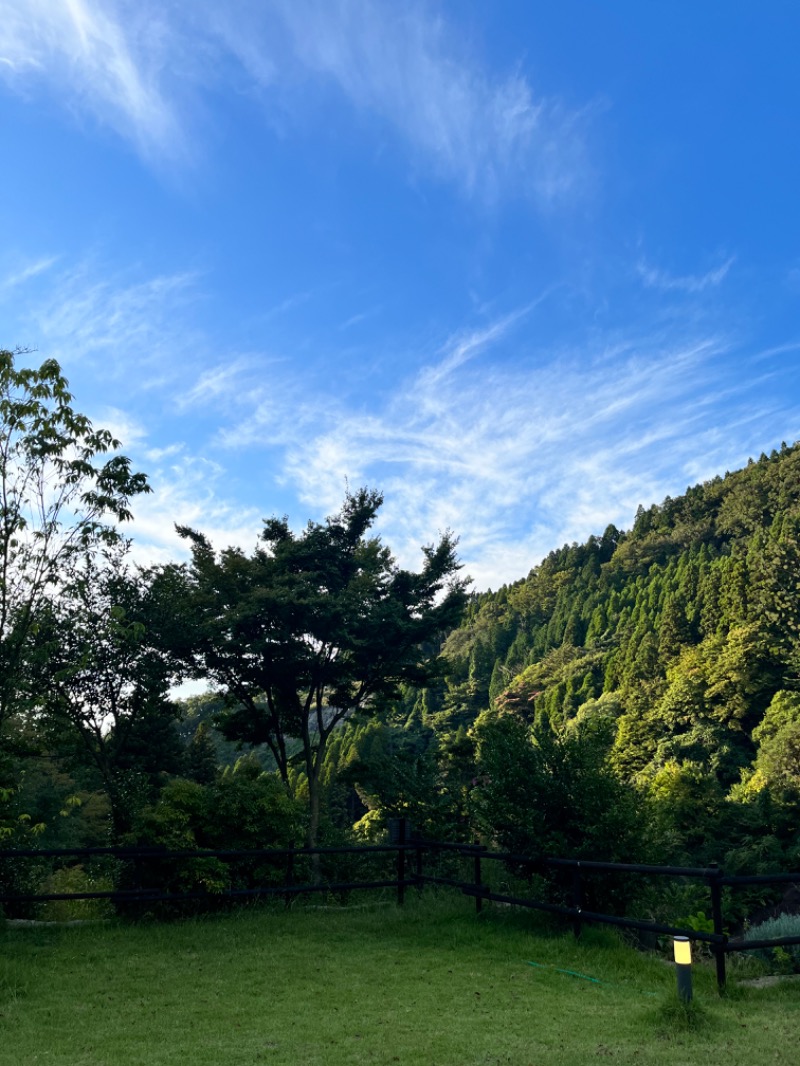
1 898 798 1066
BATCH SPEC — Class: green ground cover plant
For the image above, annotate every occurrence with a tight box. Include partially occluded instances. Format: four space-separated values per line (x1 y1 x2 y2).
1 897 798 1066
742 913 800 973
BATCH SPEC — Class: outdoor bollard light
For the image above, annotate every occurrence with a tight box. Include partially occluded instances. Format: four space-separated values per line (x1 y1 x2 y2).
673 936 693 1002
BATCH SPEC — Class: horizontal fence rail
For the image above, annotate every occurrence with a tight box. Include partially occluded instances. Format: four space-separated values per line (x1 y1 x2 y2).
0 841 419 912
1 844 412 860
413 838 800 988
2 824 798 991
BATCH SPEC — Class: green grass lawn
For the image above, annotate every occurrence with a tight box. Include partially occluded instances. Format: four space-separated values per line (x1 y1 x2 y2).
1 896 798 1065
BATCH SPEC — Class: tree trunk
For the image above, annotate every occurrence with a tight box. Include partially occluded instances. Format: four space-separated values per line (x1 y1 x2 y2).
305 732 326 882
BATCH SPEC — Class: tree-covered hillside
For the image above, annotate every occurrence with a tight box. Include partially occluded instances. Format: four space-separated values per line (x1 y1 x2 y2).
440 442 800 784
325 443 800 879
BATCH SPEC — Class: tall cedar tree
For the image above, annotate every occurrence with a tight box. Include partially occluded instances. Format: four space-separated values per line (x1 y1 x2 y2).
168 489 468 845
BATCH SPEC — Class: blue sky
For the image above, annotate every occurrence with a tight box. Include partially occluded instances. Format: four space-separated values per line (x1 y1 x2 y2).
2 1 800 589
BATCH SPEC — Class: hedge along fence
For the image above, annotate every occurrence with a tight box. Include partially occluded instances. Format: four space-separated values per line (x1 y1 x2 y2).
2 821 799 991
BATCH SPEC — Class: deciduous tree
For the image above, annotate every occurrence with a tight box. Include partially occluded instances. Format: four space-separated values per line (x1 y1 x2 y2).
167 488 468 846
0 349 150 736
36 544 179 835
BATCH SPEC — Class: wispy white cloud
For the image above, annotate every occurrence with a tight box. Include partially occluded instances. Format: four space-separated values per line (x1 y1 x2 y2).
235 323 797 589
71 405 262 567
93 405 148 450
0 255 59 291
215 0 589 203
145 279 796 588
125 452 263 567
13 260 202 382
13 256 799 590
75 411 259 566
0 0 589 201
749 341 800 364
0 0 185 162
785 264 800 293
176 356 261 412
339 307 382 331
637 256 735 294
256 292 313 322
420 296 551 388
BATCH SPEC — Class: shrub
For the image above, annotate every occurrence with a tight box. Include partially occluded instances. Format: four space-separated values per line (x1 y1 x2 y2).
0 782 48 919
37 865 115 922
742 913 800 973
122 762 304 914
471 709 652 913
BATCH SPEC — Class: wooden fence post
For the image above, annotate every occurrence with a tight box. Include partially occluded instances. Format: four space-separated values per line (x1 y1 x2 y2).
709 863 727 990
572 863 583 939
396 817 407 906
284 846 294 909
473 844 486 912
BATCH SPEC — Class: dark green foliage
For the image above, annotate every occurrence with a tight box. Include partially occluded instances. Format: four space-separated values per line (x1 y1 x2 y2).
323 710 473 841
132 760 301 852
123 760 303 911
33 545 181 835
752 691 800 791
742 914 800 973
184 722 219 785
164 487 468 846
471 707 650 911
173 690 285 775
0 768 48 918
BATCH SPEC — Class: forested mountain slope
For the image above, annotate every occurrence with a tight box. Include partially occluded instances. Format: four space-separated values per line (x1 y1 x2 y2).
326 443 800 872
438 442 800 785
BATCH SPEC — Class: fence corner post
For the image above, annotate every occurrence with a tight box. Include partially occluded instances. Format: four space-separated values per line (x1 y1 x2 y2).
708 862 727 991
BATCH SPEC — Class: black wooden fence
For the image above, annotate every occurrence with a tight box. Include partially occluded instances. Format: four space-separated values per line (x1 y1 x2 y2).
415 839 800 990
2 821 799 991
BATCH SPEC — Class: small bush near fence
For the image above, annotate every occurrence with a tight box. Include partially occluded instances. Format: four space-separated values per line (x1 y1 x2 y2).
37 866 115 922
743 914 800 973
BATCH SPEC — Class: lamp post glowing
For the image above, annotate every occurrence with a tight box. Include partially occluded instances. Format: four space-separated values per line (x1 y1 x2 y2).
673 936 693 1002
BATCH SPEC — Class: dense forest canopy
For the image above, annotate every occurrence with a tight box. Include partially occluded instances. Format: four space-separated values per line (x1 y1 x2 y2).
2 350 799 925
